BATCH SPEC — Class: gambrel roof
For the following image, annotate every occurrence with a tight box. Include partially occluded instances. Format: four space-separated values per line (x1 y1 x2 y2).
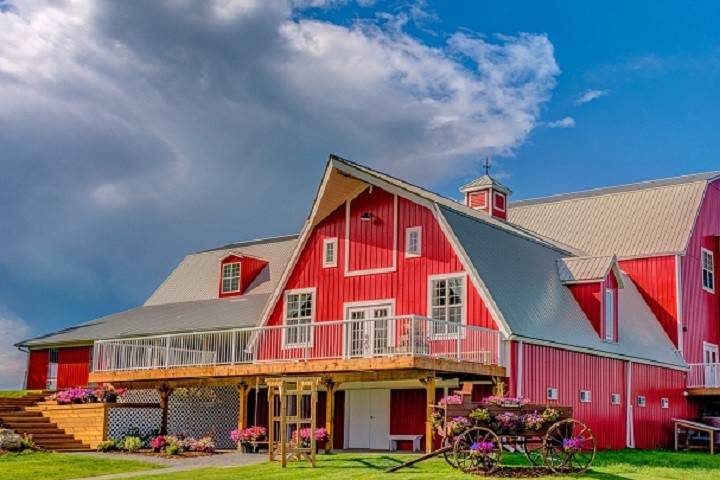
509 172 720 257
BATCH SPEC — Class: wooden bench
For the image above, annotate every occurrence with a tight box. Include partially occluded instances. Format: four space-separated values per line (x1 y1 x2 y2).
389 434 424 452
674 419 720 454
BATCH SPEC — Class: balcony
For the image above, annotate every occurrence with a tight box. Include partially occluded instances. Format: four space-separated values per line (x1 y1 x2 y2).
90 315 506 384
687 363 720 394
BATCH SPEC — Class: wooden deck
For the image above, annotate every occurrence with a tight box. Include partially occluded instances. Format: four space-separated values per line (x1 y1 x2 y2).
686 387 720 396
89 356 505 387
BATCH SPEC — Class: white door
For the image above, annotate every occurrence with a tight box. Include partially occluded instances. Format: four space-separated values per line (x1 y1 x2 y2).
346 303 393 358
346 389 390 450
704 343 719 387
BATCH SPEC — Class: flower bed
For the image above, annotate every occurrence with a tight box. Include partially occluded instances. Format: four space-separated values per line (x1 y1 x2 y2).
52 385 127 405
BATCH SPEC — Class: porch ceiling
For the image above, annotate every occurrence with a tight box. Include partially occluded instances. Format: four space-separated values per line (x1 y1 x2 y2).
89 356 506 386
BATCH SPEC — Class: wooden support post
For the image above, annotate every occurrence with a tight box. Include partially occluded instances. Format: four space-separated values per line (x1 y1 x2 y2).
422 376 436 454
157 385 173 435
279 384 287 468
236 382 249 450
267 385 275 462
324 380 336 453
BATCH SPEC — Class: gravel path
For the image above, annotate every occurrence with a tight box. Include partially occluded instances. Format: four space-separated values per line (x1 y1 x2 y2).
68 450 267 479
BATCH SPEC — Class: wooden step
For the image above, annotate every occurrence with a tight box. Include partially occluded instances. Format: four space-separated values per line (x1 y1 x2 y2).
28 433 76 440
13 427 65 435
2 422 58 430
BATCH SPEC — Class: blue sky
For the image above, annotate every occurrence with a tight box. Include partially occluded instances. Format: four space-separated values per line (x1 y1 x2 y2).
0 0 719 387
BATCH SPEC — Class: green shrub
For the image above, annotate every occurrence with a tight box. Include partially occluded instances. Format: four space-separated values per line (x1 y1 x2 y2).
96 439 119 452
122 436 144 452
20 434 36 451
165 443 180 456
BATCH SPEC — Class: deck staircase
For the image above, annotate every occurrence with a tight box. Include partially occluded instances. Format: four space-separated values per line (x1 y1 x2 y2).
0 393 90 451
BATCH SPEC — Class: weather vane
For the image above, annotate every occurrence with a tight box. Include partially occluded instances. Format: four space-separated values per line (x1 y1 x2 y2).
483 156 491 175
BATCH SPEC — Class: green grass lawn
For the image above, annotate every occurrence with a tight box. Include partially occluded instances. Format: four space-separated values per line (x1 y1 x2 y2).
121 450 720 480
0 390 41 398
0 451 162 480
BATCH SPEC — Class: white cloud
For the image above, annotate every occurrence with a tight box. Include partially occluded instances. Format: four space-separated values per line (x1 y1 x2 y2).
545 116 575 128
0 310 30 390
0 1 561 326
574 89 608 106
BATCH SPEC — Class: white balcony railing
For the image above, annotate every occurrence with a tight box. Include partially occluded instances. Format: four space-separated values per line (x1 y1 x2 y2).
688 363 720 388
92 315 505 373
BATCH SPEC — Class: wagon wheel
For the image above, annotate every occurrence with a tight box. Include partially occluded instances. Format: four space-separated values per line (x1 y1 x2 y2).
453 427 503 474
542 419 597 474
441 436 457 468
521 435 544 466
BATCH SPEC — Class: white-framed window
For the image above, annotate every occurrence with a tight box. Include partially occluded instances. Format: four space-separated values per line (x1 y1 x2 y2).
323 238 338 268
493 191 506 212
221 262 241 293
702 248 715 293
579 390 592 403
283 289 315 348
610 393 621 405
405 226 422 258
637 395 646 407
604 288 615 341
428 274 466 337
546 387 559 401
661 398 669 409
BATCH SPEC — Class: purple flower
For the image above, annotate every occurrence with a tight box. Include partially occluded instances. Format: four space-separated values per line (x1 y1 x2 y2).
470 441 496 455
562 437 584 452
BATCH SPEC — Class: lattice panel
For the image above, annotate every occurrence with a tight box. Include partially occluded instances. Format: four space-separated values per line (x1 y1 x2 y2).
112 387 239 448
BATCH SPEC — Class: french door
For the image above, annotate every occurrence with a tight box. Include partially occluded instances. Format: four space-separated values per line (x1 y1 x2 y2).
345 302 394 358
704 343 719 387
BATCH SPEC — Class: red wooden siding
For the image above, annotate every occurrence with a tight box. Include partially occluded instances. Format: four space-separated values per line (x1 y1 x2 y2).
568 283 602 336
348 188 395 272
519 343 627 450
619 256 678 347
265 187 499 330
57 347 91 389
390 389 426 451
467 191 489 211
631 362 695 449
681 178 720 363
26 349 49 390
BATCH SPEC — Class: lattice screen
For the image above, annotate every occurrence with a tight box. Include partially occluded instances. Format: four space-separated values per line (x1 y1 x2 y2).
110 386 238 448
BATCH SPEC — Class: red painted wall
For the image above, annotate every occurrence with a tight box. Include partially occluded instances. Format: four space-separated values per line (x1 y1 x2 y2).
347 188 395 272
568 283 602 336
390 389 426 451
492 192 508 220
26 350 49 390
57 347 91 389
631 362 696 449
620 256 678 347
518 343 627 450
681 178 720 363
264 186 498 342
467 191 488 211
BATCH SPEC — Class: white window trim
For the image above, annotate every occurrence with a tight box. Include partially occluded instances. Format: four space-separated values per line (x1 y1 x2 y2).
579 390 592 403
281 288 316 349
660 397 669 409
344 194 398 277
323 238 338 268
702 247 715 293
604 288 615 341
637 395 646 407
493 191 506 213
546 387 559 401
610 393 621 405
703 341 719 364
405 226 422 258
427 273 467 339
221 262 242 294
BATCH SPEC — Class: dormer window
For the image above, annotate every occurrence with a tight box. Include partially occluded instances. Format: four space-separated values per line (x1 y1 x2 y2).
702 248 715 293
221 263 241 293
323 238 338 268
604 288 614 341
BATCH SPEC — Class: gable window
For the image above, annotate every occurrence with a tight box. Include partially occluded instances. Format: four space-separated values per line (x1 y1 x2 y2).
405 226 422 258
429 274 465 337
604 288 615 341
283 289 314 348
546 387 559 401
702 248 715 293
610 393 621 405
323 238 338 268
221 263 241 293
637 395 646 407
661 398 669 409
579 390 592 403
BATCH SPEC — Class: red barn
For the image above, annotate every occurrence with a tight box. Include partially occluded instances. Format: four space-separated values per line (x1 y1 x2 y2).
17 156 720 451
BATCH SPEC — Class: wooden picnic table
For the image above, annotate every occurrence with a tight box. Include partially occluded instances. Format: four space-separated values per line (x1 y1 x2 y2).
674 419 720 454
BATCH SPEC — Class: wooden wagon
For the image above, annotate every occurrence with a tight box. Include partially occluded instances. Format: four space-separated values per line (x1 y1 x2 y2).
436 393 596 475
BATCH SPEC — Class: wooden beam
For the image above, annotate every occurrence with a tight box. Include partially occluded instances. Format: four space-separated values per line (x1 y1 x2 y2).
236 381 249 450
157 384 173 435
324 380 336 453
421 376 436 454
89 356 506 384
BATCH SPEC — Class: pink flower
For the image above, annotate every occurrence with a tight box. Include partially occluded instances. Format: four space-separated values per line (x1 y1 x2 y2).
150 435 166 450
439 394 464 406
470 441 496 455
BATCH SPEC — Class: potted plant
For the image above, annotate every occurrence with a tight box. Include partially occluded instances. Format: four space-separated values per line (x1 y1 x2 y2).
231 426 267 453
